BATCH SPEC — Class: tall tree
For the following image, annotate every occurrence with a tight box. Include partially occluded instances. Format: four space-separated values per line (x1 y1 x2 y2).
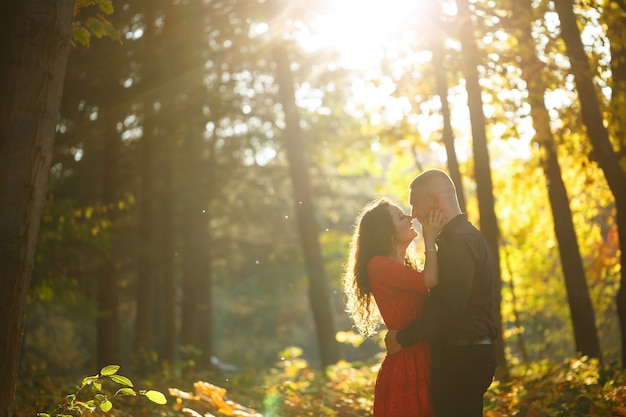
552 0 626 202
145 0 179 366
133 0 160 371
0 1 76 415
83 11 132 369
425 0 467 213
455 0 507 378
603 0 626 368
175 0 214 368
553 0 626 365
510 0 601 360
157 143 177 364
274 42 340 368
95 83 122 369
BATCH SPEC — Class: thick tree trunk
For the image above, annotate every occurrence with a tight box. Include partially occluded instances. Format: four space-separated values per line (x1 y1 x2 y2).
511 0 602 361
176 0 214 368
456 0 508 379
604 2 626 368
0 1 75 415
554 0 626 365
274 43 340 368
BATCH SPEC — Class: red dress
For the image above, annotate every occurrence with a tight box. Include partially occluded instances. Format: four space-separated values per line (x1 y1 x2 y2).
368 256 435 417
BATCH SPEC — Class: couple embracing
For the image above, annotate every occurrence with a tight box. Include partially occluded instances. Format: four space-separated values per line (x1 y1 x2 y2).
343 169 498 417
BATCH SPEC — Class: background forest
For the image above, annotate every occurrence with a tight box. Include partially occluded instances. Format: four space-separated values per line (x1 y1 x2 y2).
4 0 626 415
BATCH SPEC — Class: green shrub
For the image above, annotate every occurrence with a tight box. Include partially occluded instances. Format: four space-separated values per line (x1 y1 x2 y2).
36 365 166 417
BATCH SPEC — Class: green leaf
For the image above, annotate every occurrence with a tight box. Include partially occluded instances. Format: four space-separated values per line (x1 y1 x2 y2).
110 374 133 387
115 387 136 396
93 381 102 391
100 365 120 376
74 400 96 412
37 413 50 417
72 25 90 47
85 17 107 39
99 400 113 412
144 390 167 405
81 376 98 387
95 0 114 14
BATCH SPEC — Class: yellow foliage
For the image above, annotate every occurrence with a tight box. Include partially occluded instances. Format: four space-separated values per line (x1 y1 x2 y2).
169 381 262 417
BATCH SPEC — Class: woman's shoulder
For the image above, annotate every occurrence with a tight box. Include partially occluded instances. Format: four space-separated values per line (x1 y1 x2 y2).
368 255 388 264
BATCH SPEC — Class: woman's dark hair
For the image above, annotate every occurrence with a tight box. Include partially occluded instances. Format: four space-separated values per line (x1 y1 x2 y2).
342 198 411 336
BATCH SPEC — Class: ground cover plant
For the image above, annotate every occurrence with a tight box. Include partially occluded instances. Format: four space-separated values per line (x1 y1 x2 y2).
17 352 626 417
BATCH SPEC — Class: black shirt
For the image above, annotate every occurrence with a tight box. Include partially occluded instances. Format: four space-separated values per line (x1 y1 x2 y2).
397 214 498 346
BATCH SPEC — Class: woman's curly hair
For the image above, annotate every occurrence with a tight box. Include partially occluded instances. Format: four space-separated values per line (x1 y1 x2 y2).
341 198 415 336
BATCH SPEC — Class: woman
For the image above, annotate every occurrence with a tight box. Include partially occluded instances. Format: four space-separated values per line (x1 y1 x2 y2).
342 197 443 417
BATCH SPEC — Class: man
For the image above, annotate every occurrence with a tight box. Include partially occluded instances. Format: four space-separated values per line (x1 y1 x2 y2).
385 169 498 417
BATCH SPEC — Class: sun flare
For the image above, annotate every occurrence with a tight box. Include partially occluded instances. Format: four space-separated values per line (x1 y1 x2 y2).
306 0 429 69
297 0 446 147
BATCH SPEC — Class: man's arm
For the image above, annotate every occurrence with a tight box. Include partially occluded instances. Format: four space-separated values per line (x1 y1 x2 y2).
385 310 429 353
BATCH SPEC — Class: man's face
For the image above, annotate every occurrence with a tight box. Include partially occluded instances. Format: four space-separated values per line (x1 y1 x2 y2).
409 186 431 224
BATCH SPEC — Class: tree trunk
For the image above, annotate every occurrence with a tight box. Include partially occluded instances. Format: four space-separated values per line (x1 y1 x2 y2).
0 1 75 415
159 139 178 364
554 0 626 365
134 0 159 372
175 0 214 368
511 0 602 361
552 0 626 204
135 126 156 369
273 43 340 368
456 0 507 379
426 0 466 213
180 140 213 366
604 2 626 368
96 122 121 369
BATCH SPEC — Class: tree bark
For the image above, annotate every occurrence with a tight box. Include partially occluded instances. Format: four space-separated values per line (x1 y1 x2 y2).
604 1 626 368
554 0 626 365
135 120 156 369
0 1 75 415
96 118 121 369
273 43 340 368
510 0 602 362
552 0 626 204
180 134 213 366
456 0 508 379
159 138 178 364
134 0 159 372
175 0 214 368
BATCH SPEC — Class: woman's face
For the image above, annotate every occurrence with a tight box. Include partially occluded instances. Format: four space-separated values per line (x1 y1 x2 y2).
387 204 417 245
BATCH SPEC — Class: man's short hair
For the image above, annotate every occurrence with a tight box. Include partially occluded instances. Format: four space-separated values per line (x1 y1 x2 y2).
409 169 453 191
